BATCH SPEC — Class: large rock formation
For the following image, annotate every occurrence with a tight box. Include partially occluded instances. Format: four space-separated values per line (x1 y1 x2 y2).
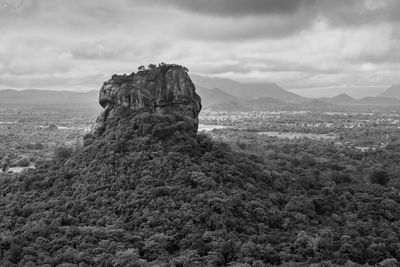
93 63 202 135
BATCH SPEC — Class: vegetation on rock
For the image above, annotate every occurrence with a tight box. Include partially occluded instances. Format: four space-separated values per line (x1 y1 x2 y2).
1 107 400 266
1 65 400 266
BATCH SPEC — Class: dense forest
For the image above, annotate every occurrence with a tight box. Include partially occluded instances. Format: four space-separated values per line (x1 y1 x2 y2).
1 107 400 266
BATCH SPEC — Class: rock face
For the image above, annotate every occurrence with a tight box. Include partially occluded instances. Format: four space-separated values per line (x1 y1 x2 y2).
93 64 202 135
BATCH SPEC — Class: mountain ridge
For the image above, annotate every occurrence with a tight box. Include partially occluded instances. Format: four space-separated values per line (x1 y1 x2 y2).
379 84 400 99
328 93 357 105
191 74 305 103
2 83 400 111
316 93 400 107
0 89 98 105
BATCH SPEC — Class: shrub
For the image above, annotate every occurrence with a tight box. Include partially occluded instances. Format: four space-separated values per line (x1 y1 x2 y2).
370 170 390 186
16 158 30 167
54 146 73 161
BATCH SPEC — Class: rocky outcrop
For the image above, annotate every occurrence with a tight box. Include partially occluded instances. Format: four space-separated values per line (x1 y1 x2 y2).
92 64 202 135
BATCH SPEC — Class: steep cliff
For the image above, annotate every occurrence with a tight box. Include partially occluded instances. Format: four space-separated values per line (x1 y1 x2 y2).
93 64 201 135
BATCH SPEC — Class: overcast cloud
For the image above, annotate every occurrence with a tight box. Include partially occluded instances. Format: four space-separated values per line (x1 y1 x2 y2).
0 0 399 97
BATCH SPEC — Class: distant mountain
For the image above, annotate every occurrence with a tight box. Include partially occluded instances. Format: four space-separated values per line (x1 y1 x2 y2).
195 86 244 110
357 96 400 106
191 74 305 103
0 89 98 105
4 86 397 113
328 93 357 105
246 97 287 110
196 85 291 111
379 85 400 99
307 99 335 108
319 93 400 106
207 101 249 112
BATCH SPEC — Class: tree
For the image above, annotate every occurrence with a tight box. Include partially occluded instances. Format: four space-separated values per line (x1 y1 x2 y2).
54 146 73 161
148 64 156 70
370 170 390 186
16 158 30 167
2 157 10 172
2 162 9 172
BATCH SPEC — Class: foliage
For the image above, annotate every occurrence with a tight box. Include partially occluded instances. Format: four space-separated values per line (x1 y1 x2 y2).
370 170 391 186
54 146 74 161
0 104 96 171
1 109 400 266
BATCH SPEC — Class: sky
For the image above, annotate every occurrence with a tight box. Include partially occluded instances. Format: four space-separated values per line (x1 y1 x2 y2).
1 0 400 98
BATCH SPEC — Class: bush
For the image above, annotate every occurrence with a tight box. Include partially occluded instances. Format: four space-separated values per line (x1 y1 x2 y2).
370 170 390 186
54 146 73 161
16 158 30 167
2 163 9 172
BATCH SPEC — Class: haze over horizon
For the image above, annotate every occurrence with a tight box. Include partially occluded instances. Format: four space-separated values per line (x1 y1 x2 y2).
1 0 400 98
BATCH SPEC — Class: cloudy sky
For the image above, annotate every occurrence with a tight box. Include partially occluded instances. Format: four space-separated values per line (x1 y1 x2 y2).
1 0 400 97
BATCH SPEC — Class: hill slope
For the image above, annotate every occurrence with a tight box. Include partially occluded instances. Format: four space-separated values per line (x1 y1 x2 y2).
379 85 400 99
192 74 305 103
195 85 246 111
358 96 400 106
320 93 400 106
328 93 357 105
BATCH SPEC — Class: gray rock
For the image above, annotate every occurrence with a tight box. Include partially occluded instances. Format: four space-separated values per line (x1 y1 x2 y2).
92 64 202 135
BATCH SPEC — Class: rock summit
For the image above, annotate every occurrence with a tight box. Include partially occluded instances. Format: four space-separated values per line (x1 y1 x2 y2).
93 63 202 135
